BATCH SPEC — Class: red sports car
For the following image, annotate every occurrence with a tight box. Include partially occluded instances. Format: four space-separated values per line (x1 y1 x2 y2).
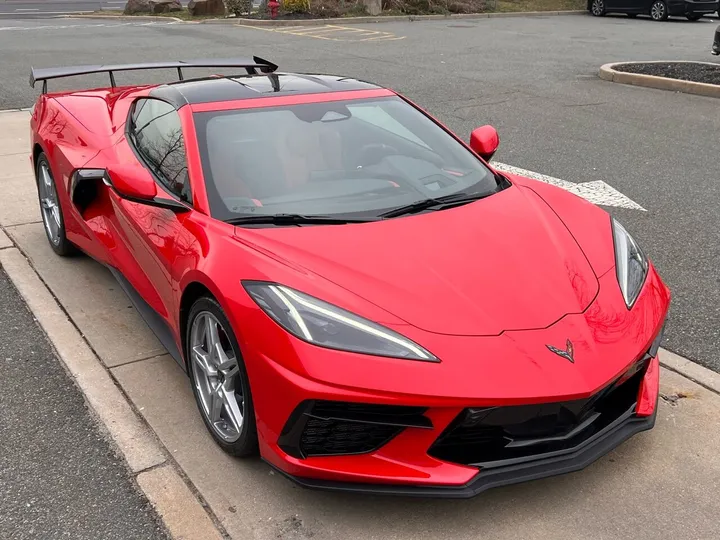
29 58 669 497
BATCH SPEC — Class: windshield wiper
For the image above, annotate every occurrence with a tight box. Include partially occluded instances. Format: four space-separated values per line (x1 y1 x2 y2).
227 213 380 226
379 192 491 219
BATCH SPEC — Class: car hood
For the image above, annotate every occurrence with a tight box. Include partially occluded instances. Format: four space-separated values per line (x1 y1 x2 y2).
237 184 599 336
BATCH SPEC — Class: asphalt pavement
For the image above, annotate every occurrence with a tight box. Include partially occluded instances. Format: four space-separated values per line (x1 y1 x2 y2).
0 0 188 17
0 13 718 372
0 268 169 539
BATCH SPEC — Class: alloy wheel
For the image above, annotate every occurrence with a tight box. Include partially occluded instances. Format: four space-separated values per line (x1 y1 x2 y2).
190 311 245 442
38 162 61 246
650 1 667 20
591 0 604 16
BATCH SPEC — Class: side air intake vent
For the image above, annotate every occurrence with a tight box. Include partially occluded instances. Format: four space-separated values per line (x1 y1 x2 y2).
278 400 432 458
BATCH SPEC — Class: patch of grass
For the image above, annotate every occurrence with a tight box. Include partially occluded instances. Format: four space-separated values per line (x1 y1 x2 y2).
495 0 585 11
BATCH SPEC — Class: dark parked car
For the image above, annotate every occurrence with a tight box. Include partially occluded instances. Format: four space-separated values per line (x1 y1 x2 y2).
713 25 720 54
589 0 720 20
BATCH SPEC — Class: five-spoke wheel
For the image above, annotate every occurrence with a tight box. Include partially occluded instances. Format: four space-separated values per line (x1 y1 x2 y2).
36 152 75 256
187 297 257 456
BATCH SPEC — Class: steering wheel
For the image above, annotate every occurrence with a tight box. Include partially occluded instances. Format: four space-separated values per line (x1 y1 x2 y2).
355 143 400 168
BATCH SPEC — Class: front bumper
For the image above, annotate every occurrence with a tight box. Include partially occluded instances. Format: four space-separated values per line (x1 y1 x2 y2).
244 266 668 496
255 350 661 497
669 1 719 15
267 404 657 498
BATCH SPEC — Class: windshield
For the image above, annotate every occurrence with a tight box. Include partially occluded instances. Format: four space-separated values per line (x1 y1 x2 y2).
194 96 500 222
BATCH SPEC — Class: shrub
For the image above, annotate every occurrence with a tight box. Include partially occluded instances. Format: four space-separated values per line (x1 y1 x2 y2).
383 0 488 13
283 0 311 12
226 0 253 15
309 0 366 17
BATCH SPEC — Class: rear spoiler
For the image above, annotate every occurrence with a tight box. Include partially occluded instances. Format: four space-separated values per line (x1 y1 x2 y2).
29 57 278 93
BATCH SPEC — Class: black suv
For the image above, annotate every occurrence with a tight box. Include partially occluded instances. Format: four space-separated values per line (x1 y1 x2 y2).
589 0 720 21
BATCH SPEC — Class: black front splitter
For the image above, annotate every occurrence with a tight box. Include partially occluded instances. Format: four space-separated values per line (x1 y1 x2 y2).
266 409 656 499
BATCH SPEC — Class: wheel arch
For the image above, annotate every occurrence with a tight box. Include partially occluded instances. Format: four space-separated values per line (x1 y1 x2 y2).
32 143 44 172
179 281 215 366
179 274 242 367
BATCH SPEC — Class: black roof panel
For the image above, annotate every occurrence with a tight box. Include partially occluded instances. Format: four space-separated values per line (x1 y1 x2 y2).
149 73 384 108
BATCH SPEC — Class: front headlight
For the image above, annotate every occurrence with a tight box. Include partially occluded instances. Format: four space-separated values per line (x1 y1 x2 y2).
612 218 648 309
243 281 439 362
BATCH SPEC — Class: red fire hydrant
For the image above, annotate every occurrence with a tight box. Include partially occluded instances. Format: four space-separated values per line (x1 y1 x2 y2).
268 0 279 19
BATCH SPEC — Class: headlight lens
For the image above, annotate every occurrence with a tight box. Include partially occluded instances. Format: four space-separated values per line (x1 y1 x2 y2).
612 219 648 308
243 282 439 362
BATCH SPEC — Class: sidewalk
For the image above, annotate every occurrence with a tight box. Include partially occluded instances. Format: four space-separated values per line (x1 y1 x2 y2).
1 109 719 539
0 268 170 540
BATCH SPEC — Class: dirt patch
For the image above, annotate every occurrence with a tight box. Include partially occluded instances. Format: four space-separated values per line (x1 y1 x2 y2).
614 62 720 85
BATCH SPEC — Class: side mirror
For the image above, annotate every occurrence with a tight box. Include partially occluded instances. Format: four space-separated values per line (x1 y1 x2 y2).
106 163 158 201
469 125 500 162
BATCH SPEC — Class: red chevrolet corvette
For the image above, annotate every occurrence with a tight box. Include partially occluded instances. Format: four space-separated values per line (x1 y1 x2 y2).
29 58 669 497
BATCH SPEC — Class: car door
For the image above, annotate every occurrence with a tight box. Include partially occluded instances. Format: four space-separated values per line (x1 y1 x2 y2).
109 98 196 329
611 0 645 11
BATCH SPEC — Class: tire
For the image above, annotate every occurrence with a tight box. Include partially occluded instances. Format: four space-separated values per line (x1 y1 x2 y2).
590 0 605 16
650 1 669 20
186 296 258 457
35 152 76 256
686 14 702 21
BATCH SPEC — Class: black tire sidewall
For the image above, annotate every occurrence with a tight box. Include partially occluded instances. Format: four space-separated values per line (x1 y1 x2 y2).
35 153 75 256
186 296 258 457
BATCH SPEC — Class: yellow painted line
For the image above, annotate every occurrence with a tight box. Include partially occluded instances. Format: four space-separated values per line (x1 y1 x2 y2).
324 25 377 33
235 23 276 32
359 34 407 41
235 23 405 42
284 26 350 35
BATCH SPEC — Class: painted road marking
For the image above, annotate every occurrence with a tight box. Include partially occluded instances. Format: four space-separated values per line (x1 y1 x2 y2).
493 162 645 210
236 23 405 42
0 21 180 31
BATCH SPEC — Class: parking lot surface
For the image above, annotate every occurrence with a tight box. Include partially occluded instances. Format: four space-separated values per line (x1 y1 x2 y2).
1 13 720 539
1 13 718 371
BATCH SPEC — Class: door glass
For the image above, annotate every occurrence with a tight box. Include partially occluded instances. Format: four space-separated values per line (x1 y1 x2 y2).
131 99 191 203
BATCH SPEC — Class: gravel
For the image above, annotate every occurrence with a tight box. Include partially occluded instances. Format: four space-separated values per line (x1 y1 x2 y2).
614 61 720 85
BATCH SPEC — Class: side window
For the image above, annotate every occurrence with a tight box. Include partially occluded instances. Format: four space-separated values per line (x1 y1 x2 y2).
130 99 191 203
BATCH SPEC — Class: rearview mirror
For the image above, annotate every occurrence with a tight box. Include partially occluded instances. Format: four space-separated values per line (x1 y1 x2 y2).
469 125 500 162
107 163 158 201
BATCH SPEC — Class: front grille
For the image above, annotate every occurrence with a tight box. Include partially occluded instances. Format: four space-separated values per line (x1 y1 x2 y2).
279 400 432 458
429 357 649 467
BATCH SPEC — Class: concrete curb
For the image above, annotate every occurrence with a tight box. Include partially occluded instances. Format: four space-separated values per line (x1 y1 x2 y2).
0 243 226 540
660 347 720 395
599 61 720 99
59 14 184 21
65 9 585 26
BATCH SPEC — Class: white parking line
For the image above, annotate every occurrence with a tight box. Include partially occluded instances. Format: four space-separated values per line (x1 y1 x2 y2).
493 162 645 210
0 21 179 30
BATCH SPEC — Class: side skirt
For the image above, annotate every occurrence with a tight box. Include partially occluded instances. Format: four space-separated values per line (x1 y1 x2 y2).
107 267 186 370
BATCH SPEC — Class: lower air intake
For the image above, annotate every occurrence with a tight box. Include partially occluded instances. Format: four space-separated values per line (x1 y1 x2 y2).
279 400 431 458
429 357 649 467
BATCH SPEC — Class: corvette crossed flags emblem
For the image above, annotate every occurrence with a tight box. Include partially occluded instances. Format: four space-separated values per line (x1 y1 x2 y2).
546 339 575 363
